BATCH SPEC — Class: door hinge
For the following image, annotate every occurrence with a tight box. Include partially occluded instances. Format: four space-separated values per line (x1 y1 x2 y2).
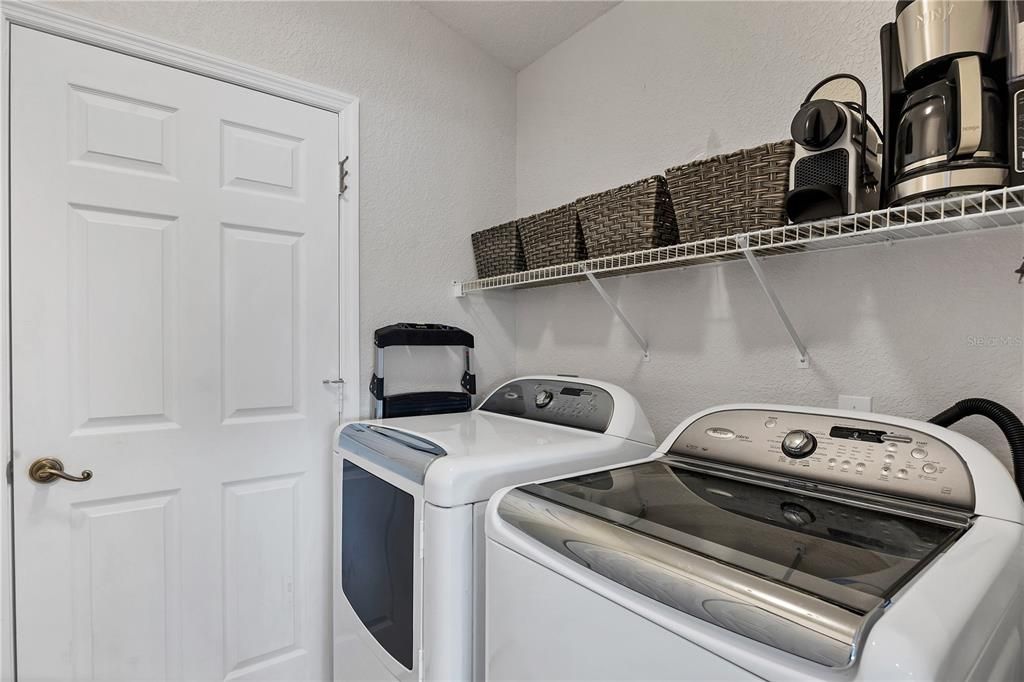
6 460 12 485
338 156 350 196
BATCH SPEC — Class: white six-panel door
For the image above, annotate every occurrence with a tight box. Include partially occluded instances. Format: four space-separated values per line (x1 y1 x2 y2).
10 26 340 681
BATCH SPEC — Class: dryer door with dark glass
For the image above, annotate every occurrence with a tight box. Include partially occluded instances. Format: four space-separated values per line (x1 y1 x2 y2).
337 424 445 678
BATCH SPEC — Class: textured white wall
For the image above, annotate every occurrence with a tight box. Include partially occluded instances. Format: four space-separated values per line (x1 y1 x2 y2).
47 0 519 414
514 1 1024 465
34 1 1024 464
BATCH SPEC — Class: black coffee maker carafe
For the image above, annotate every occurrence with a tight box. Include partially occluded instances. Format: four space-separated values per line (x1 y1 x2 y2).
881 0 1009 206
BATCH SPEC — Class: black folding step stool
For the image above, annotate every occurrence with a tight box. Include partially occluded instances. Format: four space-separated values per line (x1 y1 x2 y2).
368 323 477 418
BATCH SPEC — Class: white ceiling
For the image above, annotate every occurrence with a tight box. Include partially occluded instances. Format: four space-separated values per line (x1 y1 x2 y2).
419 1 620 71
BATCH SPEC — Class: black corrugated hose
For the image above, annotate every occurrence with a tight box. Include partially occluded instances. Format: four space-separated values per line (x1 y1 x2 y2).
929 399 1024 500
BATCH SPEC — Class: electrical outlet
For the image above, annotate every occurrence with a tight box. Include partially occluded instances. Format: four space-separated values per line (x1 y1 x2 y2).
839 395 873 412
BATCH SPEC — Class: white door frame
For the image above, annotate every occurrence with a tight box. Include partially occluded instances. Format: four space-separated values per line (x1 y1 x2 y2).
0 3 361 678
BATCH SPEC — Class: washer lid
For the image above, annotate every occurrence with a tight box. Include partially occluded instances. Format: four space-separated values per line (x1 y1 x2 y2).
523 458 965 612
499 457 968 666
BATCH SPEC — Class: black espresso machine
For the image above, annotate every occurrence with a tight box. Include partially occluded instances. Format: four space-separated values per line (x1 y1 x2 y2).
880 0 1010 206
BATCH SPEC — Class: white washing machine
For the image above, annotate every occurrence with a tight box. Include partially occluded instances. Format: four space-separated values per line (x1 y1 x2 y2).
332 375 656 681
486 404 1024 681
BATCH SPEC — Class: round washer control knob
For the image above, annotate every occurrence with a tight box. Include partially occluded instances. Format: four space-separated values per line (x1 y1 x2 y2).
781 502 815 527
781 430 818 459
534 390 554 408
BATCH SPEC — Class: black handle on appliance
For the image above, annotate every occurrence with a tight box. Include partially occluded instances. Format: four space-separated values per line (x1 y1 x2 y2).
373 323 475 349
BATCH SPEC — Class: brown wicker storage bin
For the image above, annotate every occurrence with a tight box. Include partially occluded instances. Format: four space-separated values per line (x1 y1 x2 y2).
519 203 587 269
666 141 794 241
576 176 680 258
471 220 526 279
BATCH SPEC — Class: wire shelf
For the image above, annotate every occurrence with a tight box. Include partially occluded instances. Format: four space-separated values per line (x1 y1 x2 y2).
456 185 1024 295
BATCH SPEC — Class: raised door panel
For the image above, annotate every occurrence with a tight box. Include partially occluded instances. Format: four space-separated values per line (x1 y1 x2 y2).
68 84 178 178
222 475 306 680
221 225 303 423
71 491 182 681
221 121 303 199
67 205 179 434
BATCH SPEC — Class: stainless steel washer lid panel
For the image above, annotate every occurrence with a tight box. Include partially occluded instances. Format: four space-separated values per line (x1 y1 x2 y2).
338 423 446 484
497 489 859 668
502 458 966 667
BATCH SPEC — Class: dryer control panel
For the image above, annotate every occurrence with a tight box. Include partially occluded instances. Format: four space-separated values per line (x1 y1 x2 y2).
479 378 614 433
670 409 975 510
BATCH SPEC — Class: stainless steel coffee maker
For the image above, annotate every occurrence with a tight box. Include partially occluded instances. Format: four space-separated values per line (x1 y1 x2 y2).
880 0 1009 205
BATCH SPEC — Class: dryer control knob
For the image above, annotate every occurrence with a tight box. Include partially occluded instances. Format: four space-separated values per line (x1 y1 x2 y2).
535 390 554 408
781 430 818 459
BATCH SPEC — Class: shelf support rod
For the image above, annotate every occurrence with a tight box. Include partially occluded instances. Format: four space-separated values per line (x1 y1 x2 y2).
736 235 809 368
585 272 650 361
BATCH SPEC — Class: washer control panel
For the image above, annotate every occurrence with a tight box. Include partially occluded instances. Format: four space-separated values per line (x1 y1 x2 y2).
670 409 975 510
479 379 614 433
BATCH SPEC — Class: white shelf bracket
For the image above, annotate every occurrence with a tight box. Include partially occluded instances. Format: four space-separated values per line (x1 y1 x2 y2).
451 279 465 298
736 235 809 368
585 272 650 361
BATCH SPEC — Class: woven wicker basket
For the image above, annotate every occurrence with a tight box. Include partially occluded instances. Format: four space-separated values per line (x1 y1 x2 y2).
666 141 794 242
471 220 526 279
576 176 680 258
519 203 587 269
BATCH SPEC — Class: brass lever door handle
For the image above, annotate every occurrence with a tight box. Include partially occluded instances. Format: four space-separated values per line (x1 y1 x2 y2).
29 458 93 484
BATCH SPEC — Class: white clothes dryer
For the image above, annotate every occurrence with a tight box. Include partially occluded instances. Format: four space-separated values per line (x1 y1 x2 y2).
486 404 1024 681
333 376 656 682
